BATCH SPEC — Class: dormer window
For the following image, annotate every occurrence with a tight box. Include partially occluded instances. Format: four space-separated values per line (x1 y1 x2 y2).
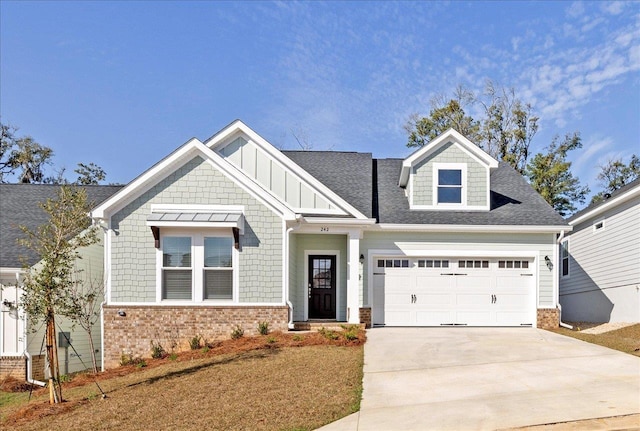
437 169 462 204
433 163 466 206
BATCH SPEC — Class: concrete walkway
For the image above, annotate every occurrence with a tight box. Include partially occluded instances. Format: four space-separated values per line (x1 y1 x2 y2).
318 327 640 431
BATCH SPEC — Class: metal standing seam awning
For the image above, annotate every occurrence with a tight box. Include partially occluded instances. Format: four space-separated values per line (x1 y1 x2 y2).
145 212 244 249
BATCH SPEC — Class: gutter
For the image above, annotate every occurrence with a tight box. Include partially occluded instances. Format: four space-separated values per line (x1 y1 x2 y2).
555 230 573 330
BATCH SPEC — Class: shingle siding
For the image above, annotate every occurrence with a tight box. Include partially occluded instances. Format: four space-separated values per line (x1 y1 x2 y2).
110 156 283 304
412 142 487 207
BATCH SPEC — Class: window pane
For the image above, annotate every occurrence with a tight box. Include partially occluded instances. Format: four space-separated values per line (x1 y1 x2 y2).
204 269 233 299
401 260 409 268
438 187 462 203
442 260 449 268
562 260 569 276
458 260 465 268
438 169 462 185
163 237 191 267
162 270 192 300
522 261 529 269
204 237 233 268
418 260 425 268
378 260 384 268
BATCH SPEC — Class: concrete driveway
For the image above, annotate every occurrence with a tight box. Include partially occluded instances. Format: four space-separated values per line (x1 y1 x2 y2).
320 327 640 430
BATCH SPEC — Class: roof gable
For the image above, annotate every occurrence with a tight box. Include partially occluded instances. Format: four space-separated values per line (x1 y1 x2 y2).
205 120 369 219
399 128 498 187
569 178 640 225
92 121 370 222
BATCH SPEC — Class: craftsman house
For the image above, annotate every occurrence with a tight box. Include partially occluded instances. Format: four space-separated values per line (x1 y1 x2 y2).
90 121 569 368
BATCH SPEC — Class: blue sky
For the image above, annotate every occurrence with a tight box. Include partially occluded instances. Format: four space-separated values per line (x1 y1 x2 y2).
1 1 638 205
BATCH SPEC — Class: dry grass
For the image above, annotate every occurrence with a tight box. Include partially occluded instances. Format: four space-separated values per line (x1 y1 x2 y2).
549 323 640 357
1 330 365 431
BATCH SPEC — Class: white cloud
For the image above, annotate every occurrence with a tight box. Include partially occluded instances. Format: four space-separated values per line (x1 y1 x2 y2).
602 1 625 15
567 1 585 18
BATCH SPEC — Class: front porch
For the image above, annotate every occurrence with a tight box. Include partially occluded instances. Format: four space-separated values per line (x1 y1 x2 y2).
287 230 364 325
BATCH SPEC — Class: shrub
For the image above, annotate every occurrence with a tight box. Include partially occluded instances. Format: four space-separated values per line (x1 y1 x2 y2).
266 336 277 344
202 345 210 353
169 353 178 361
344 330 359 341
231 325 244 340
257 321 270 335
150 340 166 359
189 334 202 350
292 334 304 342
318 327 339 340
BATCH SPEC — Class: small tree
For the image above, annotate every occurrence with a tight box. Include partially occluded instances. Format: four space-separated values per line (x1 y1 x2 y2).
526 133 590 217
18 185 98 403
67 275 104 373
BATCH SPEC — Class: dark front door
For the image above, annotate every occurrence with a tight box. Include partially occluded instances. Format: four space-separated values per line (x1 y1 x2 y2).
308 255 337 319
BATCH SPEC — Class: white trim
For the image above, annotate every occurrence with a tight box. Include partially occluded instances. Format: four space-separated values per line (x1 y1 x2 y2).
303 250 341 321
204 120 370 220
106 302 287 307
91 139 295 222
376 224 571 233
156 228 237 303
150 204 245 213
560 238 570 279
552 233 559 309
569 182 640 225
432 162 467 207
301 217 377 226
399 128 499 187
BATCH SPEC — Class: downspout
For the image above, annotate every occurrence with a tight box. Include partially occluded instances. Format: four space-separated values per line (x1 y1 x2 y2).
23 309 45 386
284 217 302 329
556 230 573 330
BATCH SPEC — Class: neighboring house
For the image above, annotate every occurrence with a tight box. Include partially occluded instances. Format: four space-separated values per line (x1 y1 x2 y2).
91 121 570 369
559 178 640 323
0 184 122 382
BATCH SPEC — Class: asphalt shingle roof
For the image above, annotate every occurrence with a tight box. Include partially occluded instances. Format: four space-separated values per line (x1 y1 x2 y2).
376 159 567 225
0 184 123 268
282 151 373 218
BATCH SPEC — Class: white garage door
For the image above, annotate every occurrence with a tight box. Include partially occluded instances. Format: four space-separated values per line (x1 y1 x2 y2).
373 257 535 327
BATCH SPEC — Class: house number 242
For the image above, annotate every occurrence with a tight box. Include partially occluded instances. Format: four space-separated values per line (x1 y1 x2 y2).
320 227 329 232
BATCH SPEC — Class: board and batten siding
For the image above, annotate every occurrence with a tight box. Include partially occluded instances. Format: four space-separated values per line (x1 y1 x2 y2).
218 137 336 211
361 231 555 308
291 234 347 321
109 156 283 304
559 195 640 322
412 141 487 207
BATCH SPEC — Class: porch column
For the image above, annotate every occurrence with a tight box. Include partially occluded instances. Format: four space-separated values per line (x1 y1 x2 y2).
347 229 361 324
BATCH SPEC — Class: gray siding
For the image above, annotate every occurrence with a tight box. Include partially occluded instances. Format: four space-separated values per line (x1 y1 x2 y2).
24 240 104 374
291 234 347 321
560 195 640 322
361 231 555 307
110 156 283 303
412 141 487 207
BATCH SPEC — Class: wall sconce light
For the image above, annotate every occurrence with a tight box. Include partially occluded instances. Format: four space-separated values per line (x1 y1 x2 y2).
2 299 16 310
117 309 126 317
359 254 365 264
544 255 553 270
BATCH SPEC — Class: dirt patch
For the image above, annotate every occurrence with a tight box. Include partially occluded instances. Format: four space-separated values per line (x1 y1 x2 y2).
0 378 41 394
550 323 640 357
2 329 365 430
566 321 636 334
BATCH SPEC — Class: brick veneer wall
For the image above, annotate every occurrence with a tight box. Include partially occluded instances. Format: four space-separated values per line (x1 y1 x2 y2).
103 305 288 369
0 356 25 380
0 354 44 381
359 307 371 328
537 308 559 329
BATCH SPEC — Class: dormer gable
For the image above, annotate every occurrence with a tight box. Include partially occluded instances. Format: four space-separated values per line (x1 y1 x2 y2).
399 129 499 211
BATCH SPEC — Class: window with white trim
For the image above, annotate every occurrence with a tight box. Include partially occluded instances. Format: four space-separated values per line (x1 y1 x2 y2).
162 237 192 300
160 231 235 301
561 240 569 278
432 163 466 206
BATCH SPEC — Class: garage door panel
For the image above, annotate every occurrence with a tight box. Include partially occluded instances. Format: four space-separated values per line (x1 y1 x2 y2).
380 256 535 327
456 311 493 325
416 310 453 325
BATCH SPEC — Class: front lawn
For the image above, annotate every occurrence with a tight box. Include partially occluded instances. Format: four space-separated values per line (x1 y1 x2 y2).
549 323 640 357
1 330 365 431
